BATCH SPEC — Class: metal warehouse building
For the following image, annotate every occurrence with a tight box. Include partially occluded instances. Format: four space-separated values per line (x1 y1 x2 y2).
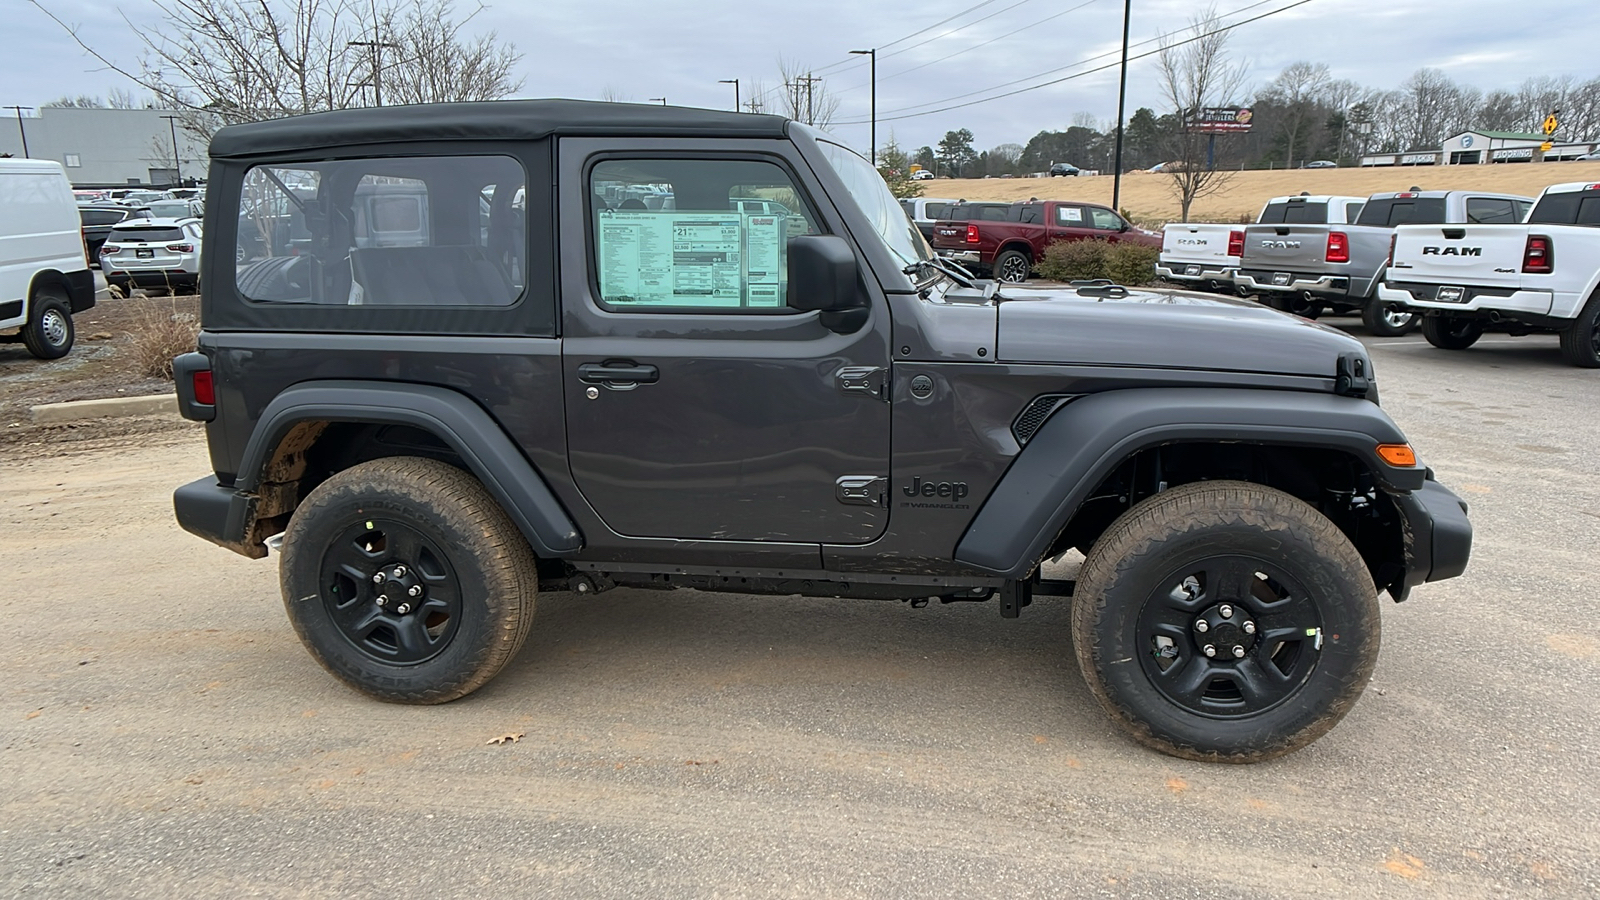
1362 130 1599 167
0 106 209 186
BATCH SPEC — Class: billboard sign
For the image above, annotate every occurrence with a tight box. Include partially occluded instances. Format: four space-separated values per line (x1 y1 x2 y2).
1186 107 1254 133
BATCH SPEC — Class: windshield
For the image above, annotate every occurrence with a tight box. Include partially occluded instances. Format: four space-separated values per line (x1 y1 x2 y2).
816 140 932 282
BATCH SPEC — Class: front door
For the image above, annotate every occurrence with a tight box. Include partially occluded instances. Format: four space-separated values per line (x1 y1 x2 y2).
557 141 892 544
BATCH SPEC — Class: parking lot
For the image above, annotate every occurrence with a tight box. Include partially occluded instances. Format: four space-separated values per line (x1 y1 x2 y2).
3 322 1597 898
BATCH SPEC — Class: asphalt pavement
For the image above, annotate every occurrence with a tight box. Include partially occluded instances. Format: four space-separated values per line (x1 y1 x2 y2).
2 322 1596 898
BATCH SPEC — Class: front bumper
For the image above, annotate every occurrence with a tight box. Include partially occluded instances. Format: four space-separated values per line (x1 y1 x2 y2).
1236 269 1349 298
1393 477 1473 595
1379 281 1557 317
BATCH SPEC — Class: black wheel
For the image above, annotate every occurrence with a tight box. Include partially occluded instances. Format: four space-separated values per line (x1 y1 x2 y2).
279 457 538 703
1421 315 1484 351
1269 294 1320 319
21 291 74 359
1072 480 1380 762
1558 291 1600 368
995 249 1031 284
1361 295 1418 337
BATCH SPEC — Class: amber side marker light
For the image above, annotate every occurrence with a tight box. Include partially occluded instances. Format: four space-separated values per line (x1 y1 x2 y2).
1376 444 1417 467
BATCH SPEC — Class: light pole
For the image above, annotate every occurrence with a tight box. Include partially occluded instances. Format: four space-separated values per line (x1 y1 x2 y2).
718 79 740 112
649 97 667 107
347 39 400 106
851 49 876 164
161 114 182 186
1111 0 1131 212
4 105 32 157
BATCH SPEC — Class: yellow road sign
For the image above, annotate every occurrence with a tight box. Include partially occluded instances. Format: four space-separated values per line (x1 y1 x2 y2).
1543 114 1559 136
1541 141 1554 152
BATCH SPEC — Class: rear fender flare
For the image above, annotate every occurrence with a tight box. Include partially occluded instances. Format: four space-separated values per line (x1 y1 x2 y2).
954 387 1421 577
236 380 582 557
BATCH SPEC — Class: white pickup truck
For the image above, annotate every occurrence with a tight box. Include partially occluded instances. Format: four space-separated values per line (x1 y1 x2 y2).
1379 182 1600 367
1157 194 1365 294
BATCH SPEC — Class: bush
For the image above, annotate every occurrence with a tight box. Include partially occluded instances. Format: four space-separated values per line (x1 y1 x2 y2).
126 298 200 380
1104 242 1160 287
1037 238 1111 282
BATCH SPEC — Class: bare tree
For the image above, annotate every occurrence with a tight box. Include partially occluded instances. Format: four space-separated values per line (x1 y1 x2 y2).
777 57 840 128
107 87 144 109
1260 61 1331 166
1387 68 1477 149
1156 9 1246 221
44 95 105 108
29 0 522 141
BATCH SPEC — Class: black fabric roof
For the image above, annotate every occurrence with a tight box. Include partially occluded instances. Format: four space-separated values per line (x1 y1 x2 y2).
209 99 789 159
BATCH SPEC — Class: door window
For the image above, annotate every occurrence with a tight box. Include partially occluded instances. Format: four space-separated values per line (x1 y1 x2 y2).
1056 205 1086 226
1088 207 1124 231
588 158 819 311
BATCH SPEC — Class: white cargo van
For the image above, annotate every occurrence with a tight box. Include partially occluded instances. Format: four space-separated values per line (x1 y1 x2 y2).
1 159 96 358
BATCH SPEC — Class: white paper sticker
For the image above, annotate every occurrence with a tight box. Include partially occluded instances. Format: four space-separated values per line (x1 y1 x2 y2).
1059 207 1083 223
596 209 788 308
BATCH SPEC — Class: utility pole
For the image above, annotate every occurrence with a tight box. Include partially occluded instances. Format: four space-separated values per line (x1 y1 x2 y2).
797 74 822 126
649 97 667 107
850 49 876 164
161 114 182 186
718 79 740 112
347 39 400 106
4 106 32 157
1111 0 1132 212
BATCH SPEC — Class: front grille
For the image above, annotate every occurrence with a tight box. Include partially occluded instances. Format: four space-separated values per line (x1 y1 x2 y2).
1012 394 1076 445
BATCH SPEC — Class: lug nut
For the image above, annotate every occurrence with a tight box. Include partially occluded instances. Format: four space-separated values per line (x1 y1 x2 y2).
392 566 407 578
1243 621 1257 635
1219 604 1234 618
1194 619 1209 633
407 585 423 597
1232 645 1246 658
1203 644 1217 658
396 603 412 615
372 572 385 584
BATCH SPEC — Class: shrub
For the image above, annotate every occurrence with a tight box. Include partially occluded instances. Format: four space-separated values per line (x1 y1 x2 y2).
1037 238 1111 282
1104 242 1161 287
126 298 200 380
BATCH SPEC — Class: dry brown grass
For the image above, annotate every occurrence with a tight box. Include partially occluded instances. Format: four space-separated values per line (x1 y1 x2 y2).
926 161 1600 225
124 297 201 380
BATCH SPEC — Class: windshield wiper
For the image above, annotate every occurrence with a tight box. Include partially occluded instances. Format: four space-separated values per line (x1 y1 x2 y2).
903 256 977 289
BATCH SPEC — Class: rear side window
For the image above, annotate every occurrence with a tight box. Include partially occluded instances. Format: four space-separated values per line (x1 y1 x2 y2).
1011 204 1041 224
1259 201 1328 224
109 226 185 242
80 208 126 226
1466 197 1518 224
1345 201 1365 222
1356 198 1446 227
236 155 526 306
1527 190 1600 226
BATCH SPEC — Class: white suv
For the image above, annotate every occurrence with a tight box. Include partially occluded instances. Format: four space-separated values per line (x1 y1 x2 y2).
101 217 205 295
0 159 95 359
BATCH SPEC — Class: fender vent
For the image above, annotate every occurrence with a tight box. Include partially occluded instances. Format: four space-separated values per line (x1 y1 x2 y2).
1012 394 1076 445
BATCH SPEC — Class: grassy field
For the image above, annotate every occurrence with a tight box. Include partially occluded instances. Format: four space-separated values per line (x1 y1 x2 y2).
924 161 1600 225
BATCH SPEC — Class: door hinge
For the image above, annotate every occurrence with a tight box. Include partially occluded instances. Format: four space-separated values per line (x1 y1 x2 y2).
836 365 887 400
836 475 887 507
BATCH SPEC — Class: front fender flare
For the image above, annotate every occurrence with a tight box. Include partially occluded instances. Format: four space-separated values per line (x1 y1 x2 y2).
235 380 582 557
954 387 1422 577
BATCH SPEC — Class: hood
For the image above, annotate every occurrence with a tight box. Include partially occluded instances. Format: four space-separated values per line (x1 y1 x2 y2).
995 285 1366 378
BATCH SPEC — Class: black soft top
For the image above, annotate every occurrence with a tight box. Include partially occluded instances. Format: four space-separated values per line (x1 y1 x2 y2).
210 99 789 159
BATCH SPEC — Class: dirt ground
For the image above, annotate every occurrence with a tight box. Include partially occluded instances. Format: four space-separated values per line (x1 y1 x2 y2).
3 323 1599 898
0 292 197 451
930 160 1600 224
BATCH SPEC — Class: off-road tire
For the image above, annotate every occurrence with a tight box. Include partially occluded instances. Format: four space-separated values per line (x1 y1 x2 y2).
279 456 538 703
21 291 74 359
1361 295 1418 337
1558 291 1600 368
1421 315 1484 351
995 249 1031 284
1071 480 1380 763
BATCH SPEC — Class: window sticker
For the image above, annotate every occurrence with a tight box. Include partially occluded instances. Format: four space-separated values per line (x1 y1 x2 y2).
1058 206 1084 223
597 209 788 308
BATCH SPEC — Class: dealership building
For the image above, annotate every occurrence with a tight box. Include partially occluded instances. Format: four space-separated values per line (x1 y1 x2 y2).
1361 130 1599 167
0 106 210 186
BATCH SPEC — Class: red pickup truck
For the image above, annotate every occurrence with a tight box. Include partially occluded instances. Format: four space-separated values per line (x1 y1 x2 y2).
931 199 1160 282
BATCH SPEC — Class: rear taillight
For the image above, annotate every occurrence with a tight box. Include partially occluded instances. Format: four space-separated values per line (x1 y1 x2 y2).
1227 230 1244 257
1523 235 1553 274
1396 192 1417 198
101 246 120 255
1387 234 1397 267
166 243 195 253
192 370 215 405
966 224 980 244
1326 231 1349 263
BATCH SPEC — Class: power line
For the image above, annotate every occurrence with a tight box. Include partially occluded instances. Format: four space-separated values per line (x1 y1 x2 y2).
811 0 1039 78
846 0 1102 92
836 0 1286 122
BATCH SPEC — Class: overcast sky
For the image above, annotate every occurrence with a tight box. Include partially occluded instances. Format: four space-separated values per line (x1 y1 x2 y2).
7 0 1596 154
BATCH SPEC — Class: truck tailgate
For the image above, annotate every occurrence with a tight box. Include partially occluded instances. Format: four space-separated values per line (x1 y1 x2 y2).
1240 224 1330 272
1387 224 1528 290
1161 224 1235 266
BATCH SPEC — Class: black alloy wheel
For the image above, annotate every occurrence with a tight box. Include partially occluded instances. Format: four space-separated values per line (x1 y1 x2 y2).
1362 296 1418 337
995 249 1031 284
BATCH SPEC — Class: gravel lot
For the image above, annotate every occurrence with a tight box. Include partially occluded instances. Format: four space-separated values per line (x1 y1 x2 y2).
2 323 1597 898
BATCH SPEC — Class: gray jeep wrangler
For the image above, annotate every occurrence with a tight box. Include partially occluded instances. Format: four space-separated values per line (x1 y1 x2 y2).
172 100 1471 762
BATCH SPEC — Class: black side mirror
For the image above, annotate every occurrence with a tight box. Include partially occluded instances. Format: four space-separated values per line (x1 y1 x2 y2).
788 234 867 333
1119 221 1131 232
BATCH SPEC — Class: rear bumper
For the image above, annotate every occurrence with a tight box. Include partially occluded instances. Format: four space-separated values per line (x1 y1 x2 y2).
107 270 200 289
1394 477 1473 593
174 476 264 559
1379 281 1557 317
1236 269 1349 298
1156 262 1236 284
936 250 983 266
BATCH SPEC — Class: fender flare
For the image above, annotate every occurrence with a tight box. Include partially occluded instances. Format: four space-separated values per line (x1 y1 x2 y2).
954 387 1423 577
237 380 582 556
